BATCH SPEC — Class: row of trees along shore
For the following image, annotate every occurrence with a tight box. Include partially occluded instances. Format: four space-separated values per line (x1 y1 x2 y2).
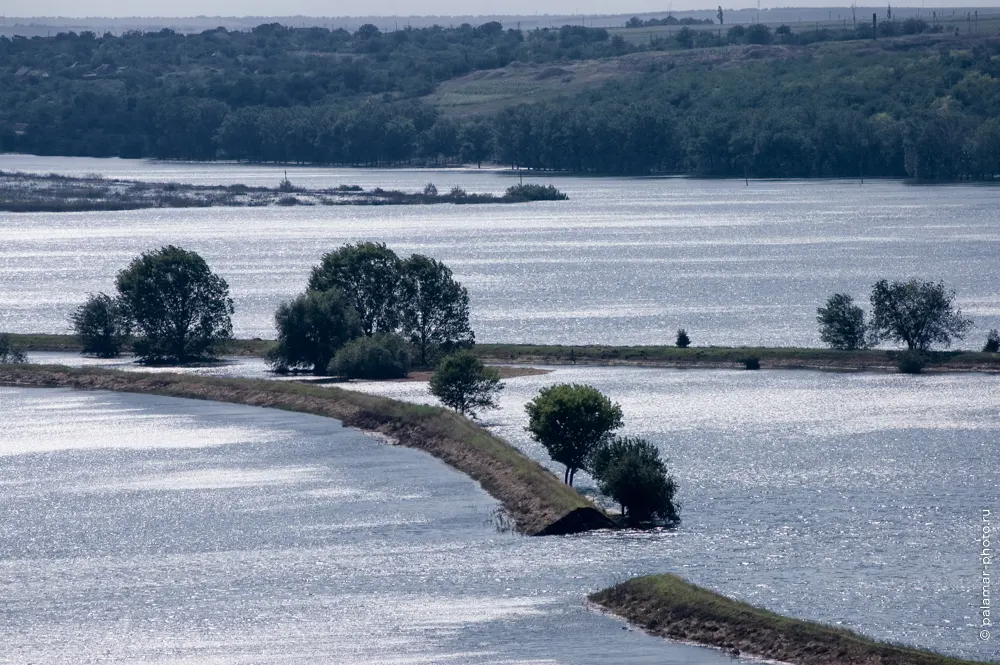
6 23 1000 177
57 242 678 527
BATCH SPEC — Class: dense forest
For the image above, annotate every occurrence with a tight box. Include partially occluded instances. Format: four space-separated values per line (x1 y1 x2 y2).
3 21 1000 178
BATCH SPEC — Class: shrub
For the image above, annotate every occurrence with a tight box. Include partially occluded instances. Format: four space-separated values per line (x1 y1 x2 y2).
591 436 678 525
817 293 868 350
330 334 410 379
675 328 691 348
744 356 760 370
897 350 927 374
0 333 27 364
429 351 503 418
423 182 438 197
268 289 362 374
116 245 234 363
526 383 623 486
984 329 1000 353
71 292 129 357
502 184 568 202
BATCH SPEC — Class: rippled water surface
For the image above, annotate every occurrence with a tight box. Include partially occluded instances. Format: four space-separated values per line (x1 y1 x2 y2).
4 155 1000 346
1 386 739 665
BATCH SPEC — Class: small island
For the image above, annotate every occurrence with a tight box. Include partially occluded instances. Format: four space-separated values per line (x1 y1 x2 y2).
0 171 567 212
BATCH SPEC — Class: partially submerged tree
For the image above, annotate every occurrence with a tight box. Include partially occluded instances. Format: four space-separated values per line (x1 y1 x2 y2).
869 279 972 351
115 245 234 363
429 351 503 417
525 383 623 486
308 242 402 336
268 289 362 374
330 333 410 379
71 292 129 358
400 254 474 367
0 333 27 364
591 436 678 525
817 293 869 350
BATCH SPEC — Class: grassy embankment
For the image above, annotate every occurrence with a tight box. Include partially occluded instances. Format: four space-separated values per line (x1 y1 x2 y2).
590 574 990 665
0 363 610 536
13 334 1000 372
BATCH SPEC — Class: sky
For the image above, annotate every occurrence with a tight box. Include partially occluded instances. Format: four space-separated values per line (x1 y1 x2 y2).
5 0 1000 18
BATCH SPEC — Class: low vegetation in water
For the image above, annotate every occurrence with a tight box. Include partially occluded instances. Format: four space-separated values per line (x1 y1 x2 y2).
0 171 567 212
590 574 988 665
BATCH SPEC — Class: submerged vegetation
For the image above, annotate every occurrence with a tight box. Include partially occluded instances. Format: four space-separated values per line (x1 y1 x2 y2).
591 574 988 665
0 171 566 212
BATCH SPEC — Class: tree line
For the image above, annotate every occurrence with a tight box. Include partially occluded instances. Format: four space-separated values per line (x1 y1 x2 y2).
4 22 1000 178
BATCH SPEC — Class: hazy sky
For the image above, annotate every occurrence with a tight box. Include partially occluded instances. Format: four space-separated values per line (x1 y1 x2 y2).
6 0 997 18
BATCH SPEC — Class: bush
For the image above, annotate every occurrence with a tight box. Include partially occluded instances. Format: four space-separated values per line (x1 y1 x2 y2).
423 182 438 197
525 383 623 486
268 289 362 374
502 184 568 202
897 350 927 374
429 350 503 417
71 292 129 357
675 328 690 348
591 436 678 526
817 293 868 350
330 334 410 379
116 245 234 363
984 329 1000 353
0 333 27 364
744 356 760 370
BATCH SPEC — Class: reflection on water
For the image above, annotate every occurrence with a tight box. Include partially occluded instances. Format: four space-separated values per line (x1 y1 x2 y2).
3 155 1000 347
0 386 736 665
347 365 1000 661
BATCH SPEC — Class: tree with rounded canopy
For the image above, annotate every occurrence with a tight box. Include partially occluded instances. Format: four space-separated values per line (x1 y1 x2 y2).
429 351 503 418
869 279 972 351
400 254 474 367
267 288 362 374
817 293 869 350
115 246 233 363
308 242 402 336
525 383 624 486
71 292 129 358
590 436 679 525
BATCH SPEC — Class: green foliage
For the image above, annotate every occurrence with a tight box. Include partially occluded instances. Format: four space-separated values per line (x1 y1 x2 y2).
268 289 362 374
817 293 869 350
525 383 624 486
897 350 928 374
429 351 503 417
0 333 27 364
115 245 233 363
502 184 568 201
330 333 411 379
984 329 1000 353
869 279 972 351
308 242 403 336
423 182 438 197
400 254 474 367
590 436 679 525
675 328 691 348
71 292 129 357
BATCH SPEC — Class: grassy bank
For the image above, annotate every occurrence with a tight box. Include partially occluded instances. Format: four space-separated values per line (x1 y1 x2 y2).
13 334 1000 372
590 574 989 665
0 363 610 536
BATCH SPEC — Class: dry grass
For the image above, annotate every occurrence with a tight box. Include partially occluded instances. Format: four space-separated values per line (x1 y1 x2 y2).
0 363 610 536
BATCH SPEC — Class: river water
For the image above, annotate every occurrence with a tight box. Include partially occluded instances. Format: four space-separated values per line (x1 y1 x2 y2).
3 154 1000 347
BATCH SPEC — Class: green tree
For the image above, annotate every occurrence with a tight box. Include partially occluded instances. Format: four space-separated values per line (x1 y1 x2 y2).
0 333 27 364
591 436 679 525
817 293 869 350
308 242 402 336
330 333 411 379
869 279 972 351
675 328 691 348
400 254 474 367
429 351 503 417
268 289 362 374
115 246 233 363
983 329 999 353
525 383 624 486
71 292 129 358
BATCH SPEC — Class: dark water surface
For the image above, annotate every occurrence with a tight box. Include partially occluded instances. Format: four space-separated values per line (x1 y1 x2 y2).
3 155 1000 347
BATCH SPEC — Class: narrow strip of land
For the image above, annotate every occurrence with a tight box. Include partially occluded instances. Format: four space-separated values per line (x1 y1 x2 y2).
590 574 989 665
0 363 611 536
11 334 1000 373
